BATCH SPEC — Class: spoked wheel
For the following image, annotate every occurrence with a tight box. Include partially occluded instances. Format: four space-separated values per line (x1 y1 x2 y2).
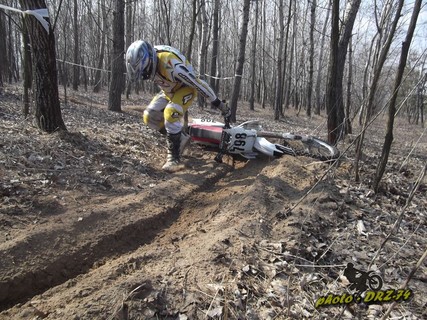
258 131 340 161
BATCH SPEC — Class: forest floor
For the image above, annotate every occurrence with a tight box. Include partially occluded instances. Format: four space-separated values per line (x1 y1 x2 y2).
0 84 426 320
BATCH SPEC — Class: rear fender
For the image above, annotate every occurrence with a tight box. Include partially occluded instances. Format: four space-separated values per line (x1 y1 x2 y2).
189 124 223 145
190 118 224 127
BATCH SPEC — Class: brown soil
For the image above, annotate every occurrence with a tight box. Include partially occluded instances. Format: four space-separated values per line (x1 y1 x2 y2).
0 86 426 319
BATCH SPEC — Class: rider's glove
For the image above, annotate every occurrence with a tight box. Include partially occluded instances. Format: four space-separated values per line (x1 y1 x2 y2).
212 98 230 116
221 106 231 119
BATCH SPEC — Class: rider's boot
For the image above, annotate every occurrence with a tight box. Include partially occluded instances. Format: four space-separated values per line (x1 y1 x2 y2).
180 132 191 156
162 132 186 172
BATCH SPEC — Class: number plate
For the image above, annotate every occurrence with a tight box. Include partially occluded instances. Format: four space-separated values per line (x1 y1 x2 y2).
224 127 256 153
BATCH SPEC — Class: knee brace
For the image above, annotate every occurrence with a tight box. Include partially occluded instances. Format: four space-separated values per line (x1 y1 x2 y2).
143 109 165 131
164 103 184 134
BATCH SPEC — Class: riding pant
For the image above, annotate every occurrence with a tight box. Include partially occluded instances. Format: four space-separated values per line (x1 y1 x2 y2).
143 86 197 134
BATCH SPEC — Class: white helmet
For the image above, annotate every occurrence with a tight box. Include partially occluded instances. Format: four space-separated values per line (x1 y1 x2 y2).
125 40 157 81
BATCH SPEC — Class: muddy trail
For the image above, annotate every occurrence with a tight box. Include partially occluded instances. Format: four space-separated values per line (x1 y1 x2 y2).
1 153 335 319
1 87 426 319
0 154 229 308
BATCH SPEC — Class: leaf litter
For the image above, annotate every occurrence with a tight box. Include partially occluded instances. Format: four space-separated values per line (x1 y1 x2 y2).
0 85 426 319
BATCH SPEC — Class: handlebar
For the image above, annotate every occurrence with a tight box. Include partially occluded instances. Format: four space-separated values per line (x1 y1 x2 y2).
223 113 231 129
214 113 232 163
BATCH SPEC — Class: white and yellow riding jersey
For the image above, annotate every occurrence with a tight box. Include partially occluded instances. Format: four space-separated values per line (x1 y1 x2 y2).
153 45 218 103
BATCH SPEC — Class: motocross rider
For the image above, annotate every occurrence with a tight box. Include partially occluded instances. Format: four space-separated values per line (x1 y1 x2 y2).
125 40 230 172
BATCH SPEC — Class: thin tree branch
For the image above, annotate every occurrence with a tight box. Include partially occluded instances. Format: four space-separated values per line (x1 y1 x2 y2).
380 247 427 320
369 162 427 269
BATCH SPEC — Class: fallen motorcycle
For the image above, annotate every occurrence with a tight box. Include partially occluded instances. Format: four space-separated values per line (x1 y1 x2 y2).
188 115 340 163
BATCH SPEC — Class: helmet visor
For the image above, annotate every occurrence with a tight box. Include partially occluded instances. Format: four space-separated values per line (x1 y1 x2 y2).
126 60 141 82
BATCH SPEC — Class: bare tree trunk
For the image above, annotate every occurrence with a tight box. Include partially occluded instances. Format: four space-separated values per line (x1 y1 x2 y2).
274 0 285 120
209 0 220 95
373 0 422 192
325 0 340 144
20 0 66 132
81 55 87 91
260 0 267 109
280 0 291 112
72 0 79 91
314 0 331 115
125 0 134 98
354 0 404 182
185 0 198 59
307 0 316 117
108 0 125 112
61 3 70 106
359 38 375 126
0 12 6 93
292 1 305 113
197 0 208 108
183 0 198 129
22 21 32 117
345 36 353 134
125 1 133 52
249 0 259 111
161 0 172 45
337 0 360 137
414 57 426 128
7 14 17 83
326 0 361 144
420 73 426 127
283 0 295 111
230 0 251 122
93 0 107 93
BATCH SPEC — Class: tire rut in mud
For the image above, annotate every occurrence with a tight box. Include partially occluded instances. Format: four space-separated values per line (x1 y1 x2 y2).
2 156 330 319
0 162 230 311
